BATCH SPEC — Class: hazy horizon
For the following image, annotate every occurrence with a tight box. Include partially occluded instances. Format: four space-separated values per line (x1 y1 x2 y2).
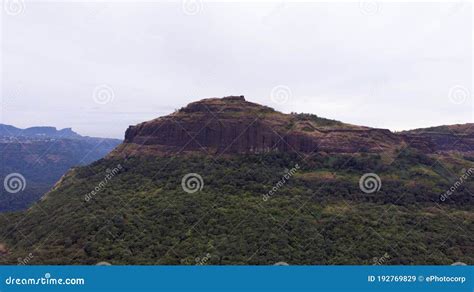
1 1 472 139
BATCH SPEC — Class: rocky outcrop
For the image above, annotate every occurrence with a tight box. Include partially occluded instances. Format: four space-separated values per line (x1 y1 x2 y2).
115 96 473 157
401 124 474 153
116 96 404 156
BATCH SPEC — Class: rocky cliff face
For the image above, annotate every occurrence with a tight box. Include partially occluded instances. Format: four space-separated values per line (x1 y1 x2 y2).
402 124 474 153
115 96 402 156
115 96 473 157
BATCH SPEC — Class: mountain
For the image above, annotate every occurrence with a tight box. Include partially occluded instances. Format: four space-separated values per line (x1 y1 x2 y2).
115 96 473 156
116 96 400 155
401 124 474 153
0 96 472 265
0 124 121 212
0 124 81 139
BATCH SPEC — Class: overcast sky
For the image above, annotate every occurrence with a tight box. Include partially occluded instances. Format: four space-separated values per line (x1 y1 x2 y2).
1 1 472 139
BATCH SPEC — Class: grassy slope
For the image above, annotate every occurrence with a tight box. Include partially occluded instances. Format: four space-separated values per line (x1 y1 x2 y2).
0 150 472 265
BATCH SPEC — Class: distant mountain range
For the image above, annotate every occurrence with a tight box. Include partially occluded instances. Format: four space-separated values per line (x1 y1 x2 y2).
0 97 472 265
0 124 121 212
0 124 81 139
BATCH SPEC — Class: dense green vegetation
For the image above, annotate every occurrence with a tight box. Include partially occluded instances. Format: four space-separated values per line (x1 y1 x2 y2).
0 149 472 265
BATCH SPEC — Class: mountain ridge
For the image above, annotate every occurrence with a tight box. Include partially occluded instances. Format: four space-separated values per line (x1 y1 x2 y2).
0 124 119 141
113 96 473 157
0 96 472 265
0 124 122 212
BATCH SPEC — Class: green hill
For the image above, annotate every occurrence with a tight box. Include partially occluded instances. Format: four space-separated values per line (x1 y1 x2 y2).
0 97 472 265
0 151 472 265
